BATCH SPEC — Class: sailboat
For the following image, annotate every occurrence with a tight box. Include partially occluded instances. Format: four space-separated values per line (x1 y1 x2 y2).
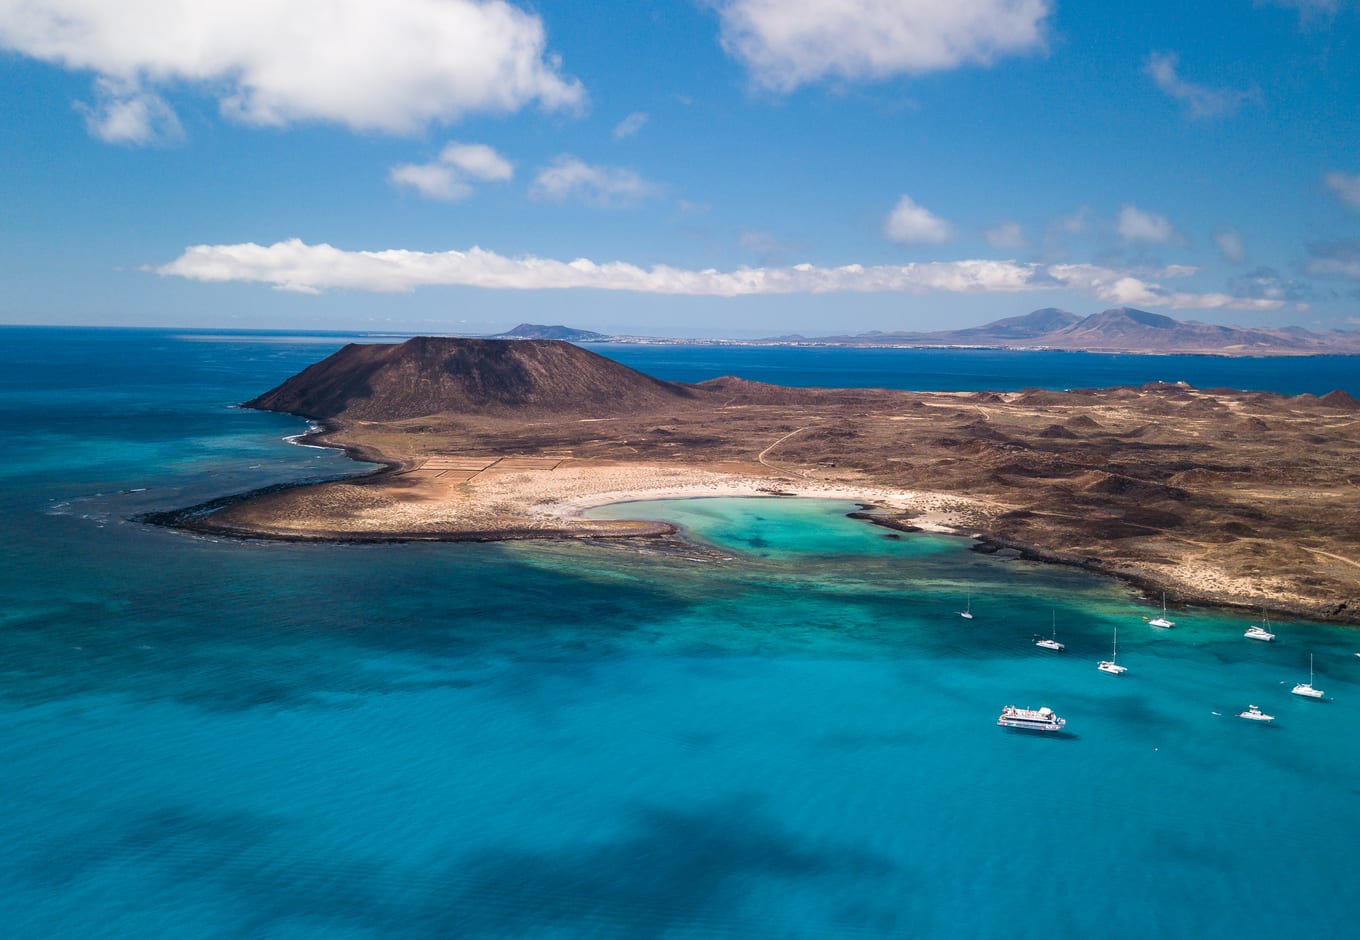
1097 627 1127 674
1148 592 1174 629
1291 653 1324 698
1035 611 1065 651
1244 607 1275 642
959 593 974 620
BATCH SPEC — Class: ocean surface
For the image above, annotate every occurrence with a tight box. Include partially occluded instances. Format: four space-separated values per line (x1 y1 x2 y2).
2 326 1358 938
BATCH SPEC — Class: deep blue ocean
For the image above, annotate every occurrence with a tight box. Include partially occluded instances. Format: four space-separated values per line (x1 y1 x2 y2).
2 326 1358 938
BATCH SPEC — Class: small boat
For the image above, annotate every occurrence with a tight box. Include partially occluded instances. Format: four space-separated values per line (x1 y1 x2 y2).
1291 653 1324 699
1148 592 1175 629
1097 627 1127 675
1245 607 1276 642
997 705 1066 732
1035 612 1064 651
1244 607 1276 642
959 593 973 620
1237 704 1274 722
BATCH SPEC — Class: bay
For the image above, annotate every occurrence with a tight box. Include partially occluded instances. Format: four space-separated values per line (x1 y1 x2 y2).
1 327 1356 938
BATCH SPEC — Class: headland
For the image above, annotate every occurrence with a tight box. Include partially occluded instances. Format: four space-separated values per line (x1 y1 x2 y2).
153 336 1360 624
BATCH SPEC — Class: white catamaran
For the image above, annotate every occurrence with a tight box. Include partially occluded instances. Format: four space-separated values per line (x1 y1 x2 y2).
1291 653 1324 699
997 705 1067 732
1097 627 1127 675
1035 611 1065 651
1245 608 1275 642
1148 592 1174 629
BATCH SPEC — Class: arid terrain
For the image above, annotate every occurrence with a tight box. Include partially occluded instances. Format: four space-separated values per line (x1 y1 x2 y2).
158 337 1360 624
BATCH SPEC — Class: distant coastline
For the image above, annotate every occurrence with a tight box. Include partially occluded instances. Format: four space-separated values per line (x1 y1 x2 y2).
494 306 1360 358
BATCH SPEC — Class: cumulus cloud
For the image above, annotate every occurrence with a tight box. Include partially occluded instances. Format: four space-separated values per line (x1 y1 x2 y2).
0 1 584 142
389 142 514 201
154 237 1283 310
1117 205 1177 244
1144 52 1260 119
1324 171 1360 210
441 143 515 182
612 112 648 140
984 221 1027 250
389 164 473 202
529 157 657 207
1215 228 1247 263
884 195 953 244
75 77 182 145
712 0 1051 92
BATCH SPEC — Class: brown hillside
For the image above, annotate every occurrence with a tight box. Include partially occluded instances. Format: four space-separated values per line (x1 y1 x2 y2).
245 337 698 420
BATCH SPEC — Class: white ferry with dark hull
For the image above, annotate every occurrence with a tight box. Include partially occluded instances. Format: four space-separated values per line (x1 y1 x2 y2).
997 705 1067 733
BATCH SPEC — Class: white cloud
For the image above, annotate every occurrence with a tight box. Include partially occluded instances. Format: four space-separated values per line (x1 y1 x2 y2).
389 142 513 201
1215 228 1247 263
75 77 182 145
612 112 648 140
389 164 474 202
440 143 514 182
0 1 584 141
154 237 1283 310
1324 171 1360 210
529 156 657 207
884 194 953 244
1117 205 1177 244
984 221 1026 250
713 0 1051 92
1144 52 1260 119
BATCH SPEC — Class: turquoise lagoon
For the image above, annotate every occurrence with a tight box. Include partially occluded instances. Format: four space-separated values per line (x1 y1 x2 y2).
2 328 1358 938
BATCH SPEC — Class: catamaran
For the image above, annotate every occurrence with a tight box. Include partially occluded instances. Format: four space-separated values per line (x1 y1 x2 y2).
1148 592 1174 629
1035 611 1065 651
1245 608 1275 642
997 705 1066 732
1097 627 1127 674
1292 653 1324 698
959 593 973 620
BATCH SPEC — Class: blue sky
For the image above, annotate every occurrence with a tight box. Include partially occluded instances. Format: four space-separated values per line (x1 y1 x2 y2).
2 0 1358 337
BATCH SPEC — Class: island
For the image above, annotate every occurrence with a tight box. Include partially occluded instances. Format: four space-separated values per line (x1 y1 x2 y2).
150 336 1360 625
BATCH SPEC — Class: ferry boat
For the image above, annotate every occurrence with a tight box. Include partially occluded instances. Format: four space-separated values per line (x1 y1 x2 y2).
997 705 1066 732
1237 704 1274 722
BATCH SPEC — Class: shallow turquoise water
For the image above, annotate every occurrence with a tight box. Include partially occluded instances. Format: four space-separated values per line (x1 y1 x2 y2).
2 329 1358 938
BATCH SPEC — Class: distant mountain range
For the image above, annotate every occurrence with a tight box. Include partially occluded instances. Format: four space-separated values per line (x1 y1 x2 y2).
766 307 1360 355
488 310 1360 356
